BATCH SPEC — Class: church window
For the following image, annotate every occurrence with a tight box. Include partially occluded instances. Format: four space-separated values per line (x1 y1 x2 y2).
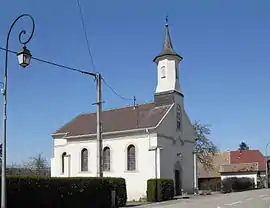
103 147 110 171
176 104 182 131
61 152 67 173
161 66 166 78
81 148 88 172
127 145 136 171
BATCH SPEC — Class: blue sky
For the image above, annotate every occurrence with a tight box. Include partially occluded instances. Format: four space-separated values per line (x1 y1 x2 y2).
0 0 270 164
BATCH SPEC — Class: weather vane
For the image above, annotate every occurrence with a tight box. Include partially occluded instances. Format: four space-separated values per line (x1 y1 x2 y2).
165 15 169 24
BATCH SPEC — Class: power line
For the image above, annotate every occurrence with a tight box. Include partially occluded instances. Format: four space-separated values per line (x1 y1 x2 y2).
101 76 134 101
76 0 96 72
0 46 96 77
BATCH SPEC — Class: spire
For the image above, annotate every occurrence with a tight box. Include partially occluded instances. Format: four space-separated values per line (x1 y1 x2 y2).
153 17 182 62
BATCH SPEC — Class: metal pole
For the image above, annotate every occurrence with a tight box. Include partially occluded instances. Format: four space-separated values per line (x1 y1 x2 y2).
266 143 270 188
193 152 197 193
155 148 158 202
1 14 35 208
96 73 103 177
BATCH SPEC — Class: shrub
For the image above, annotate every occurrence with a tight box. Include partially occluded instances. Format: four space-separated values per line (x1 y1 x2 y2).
221 177 254 193
1 176 127 208
146 178 174 202
200 178 221 191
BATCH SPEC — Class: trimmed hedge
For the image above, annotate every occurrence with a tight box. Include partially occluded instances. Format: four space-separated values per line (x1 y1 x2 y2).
221 177 254 193
147 178 174 202
2 176 127 208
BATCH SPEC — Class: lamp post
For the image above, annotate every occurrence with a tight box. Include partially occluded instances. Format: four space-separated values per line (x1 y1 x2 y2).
265 143 270 188
149 146 164 202
1 14 35 208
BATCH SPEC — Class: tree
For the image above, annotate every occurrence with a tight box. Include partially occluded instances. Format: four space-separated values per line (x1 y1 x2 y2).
24 153 49 175
193 121 218 170
238 142 249 151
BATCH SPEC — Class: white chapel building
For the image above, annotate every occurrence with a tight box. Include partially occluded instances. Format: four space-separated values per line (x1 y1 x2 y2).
51 22 196 201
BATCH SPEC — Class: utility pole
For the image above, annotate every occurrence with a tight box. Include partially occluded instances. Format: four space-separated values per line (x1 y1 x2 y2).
96 73 103 177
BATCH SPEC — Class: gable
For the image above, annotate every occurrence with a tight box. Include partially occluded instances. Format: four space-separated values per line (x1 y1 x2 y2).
53 103 172 138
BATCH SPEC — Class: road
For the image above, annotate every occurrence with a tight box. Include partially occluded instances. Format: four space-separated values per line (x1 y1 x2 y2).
134 189 270 208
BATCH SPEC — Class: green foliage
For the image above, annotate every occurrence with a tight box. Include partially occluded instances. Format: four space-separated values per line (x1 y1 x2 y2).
221 177 254 193
200 178 221 191
238 142 250 150
146 178 174 202
193 121 218 170
2 176 127 208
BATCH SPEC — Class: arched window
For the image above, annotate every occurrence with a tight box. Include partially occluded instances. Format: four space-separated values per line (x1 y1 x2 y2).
61 152 67 173
81 148 88 172
127 145 136 171
103 147 110 171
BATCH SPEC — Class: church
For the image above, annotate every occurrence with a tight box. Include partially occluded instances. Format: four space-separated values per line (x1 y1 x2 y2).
51 22 196 201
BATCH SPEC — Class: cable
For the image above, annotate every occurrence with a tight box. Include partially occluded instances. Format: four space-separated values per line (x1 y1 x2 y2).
101 76 134 101
0 46 96 77
76 0 96 73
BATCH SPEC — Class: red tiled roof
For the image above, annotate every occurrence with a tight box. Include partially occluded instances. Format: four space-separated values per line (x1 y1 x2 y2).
230 150 266 171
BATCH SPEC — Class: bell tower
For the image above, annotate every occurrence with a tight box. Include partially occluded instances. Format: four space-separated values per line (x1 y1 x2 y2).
153 19 184 107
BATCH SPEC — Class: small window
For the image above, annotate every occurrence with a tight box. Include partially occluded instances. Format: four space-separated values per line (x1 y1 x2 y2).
127 145 136 171
103 147 110 171
61 152 67 173
176 104 182 131
81 148 88 172
161 66 166 78
176 66 179 79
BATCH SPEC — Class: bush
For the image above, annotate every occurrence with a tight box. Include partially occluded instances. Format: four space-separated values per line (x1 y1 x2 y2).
200 178 221 191
146 178 174 202
2 176 127 208
221 177 254 193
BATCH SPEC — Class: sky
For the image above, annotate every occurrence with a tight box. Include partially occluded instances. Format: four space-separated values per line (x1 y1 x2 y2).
0 0 270 164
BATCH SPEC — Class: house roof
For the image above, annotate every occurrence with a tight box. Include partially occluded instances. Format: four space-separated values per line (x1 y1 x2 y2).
197 152 230 178
230 150 266 171
197 149 267 178
53 102 172 138
219 162 259 173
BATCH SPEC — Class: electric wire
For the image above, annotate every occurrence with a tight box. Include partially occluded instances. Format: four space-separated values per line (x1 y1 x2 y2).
76 0 96 73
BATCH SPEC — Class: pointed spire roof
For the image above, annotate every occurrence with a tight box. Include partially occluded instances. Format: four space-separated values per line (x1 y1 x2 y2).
153 20 183 62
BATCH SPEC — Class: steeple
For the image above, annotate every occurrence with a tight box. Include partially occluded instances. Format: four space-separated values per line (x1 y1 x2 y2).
153 18 183 63
153 18 184 106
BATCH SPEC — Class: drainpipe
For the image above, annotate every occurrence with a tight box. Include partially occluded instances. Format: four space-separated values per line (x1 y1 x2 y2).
146 128 151 149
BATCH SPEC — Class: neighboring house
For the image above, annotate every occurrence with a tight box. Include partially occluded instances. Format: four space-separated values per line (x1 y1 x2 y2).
197 150 267 189
51 22 195 201
197 152 230 190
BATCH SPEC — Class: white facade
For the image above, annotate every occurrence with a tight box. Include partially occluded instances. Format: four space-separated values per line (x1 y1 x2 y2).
51 23 195 201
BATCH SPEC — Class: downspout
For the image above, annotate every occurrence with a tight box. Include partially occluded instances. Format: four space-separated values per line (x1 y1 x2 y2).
146 128 151 149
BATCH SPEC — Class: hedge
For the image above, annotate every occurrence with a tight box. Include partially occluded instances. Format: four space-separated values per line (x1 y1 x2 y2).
147 178 174 202
1 176 127 208
221 177 254 193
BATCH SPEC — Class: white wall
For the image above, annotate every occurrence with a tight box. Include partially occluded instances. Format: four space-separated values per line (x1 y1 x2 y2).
157 101 195 194
221 172 258 188
51 132 157 201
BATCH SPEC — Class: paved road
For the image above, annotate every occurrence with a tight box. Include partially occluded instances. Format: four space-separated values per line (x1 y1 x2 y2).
134 189 270 208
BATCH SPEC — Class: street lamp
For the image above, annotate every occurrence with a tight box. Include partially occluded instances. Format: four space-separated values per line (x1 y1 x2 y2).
149 146 164 202
1 14 35 208
265 143 270 188
17 46 32 68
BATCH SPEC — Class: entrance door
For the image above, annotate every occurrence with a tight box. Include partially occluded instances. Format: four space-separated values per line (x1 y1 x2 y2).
175 170 181 195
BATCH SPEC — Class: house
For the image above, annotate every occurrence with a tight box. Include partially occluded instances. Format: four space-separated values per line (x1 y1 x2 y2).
197 150 267 189
50 22 196 201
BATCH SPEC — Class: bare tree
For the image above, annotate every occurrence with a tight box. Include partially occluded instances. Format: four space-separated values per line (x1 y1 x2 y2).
24 153 49 175
193 121 218 170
